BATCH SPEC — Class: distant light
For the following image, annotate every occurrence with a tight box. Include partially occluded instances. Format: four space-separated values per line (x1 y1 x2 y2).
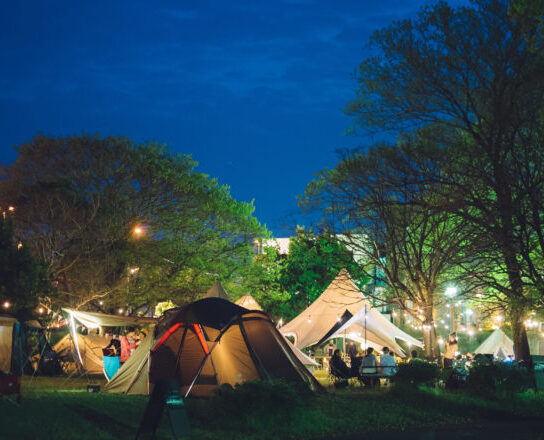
2 301 10 309
8 206 15 212
38 307 44 314
468 330 474 336
118 308 123 314
99 301 103 306
129 267 139 274
17 242 23 249
445 287 457 297
307 318 312 323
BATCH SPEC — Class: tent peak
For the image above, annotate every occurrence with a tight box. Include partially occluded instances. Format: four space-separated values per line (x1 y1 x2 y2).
204 281 230 300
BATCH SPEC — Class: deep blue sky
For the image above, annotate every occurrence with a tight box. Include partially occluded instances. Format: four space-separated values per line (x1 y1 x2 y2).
0 0 467 235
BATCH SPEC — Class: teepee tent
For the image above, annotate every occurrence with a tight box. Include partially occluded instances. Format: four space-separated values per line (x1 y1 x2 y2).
474 328 514 358
280 270 421 357
235 294 262 311
204 281 229 300
106 298 321 396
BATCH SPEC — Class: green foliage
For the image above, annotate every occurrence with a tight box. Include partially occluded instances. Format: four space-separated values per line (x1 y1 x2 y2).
0 217 50 320
277 229 367 321
466 362 535 397
0 134 266 312
209 380 312 428
392 361 439 386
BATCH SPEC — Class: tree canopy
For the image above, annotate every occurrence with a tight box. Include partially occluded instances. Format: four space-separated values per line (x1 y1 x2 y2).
0 135 267 314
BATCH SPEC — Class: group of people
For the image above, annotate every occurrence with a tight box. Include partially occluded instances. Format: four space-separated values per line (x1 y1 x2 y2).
104 329 146 364
327 340 397 387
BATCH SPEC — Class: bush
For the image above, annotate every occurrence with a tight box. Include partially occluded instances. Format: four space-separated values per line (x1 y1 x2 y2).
466 362 534 397
197 379 313 433
392 361 439 386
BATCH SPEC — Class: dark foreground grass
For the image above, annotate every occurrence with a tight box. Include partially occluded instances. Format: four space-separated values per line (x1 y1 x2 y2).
0 377 543 440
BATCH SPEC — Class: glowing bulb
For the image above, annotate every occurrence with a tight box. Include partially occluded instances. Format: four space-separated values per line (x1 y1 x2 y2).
118 308 123 314
445 287 457 297
99 301 103 305
2 301 9 309
38 307 44 314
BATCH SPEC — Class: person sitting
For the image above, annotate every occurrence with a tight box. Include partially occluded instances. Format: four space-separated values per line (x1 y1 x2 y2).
104 334 121 357
409 349 423 363
329 349 351 379
380 347 397 376
359 347 378 387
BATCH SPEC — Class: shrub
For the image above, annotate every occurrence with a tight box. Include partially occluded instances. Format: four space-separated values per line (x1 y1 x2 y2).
466 362 534 397
392 361 439 386
200 379 313 433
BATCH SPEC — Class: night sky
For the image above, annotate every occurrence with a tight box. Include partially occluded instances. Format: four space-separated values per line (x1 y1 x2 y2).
1 0 467 235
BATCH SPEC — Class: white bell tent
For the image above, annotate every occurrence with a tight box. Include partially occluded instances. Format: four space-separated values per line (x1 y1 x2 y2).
474 328 514 358
280 269 422 357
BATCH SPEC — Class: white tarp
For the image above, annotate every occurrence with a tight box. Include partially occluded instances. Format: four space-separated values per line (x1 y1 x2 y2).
280 269 422 357
0 316 16 372
62 308 156 329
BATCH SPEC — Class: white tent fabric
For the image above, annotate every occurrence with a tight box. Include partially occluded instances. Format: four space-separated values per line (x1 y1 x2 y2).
0 316 17 372
474 328 514 357
280 269 422 357
235 294 262 311
62 308 156 329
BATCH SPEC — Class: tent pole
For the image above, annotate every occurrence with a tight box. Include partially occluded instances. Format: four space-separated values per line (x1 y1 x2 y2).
364 305 367 352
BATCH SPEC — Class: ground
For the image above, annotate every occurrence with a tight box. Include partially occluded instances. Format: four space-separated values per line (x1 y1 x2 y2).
0 374 543 439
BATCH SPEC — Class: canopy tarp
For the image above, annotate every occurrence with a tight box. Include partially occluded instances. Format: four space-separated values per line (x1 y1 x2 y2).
474 328 514 357
62 309 156 329
280 269 422 357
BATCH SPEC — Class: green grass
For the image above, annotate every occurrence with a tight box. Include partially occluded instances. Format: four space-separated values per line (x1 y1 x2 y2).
0 376 543 439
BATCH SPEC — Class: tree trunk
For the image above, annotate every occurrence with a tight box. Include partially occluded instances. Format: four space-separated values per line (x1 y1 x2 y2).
422 304 440 360
509 306 531 365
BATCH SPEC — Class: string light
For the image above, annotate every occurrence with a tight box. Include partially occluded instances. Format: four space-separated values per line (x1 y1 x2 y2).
2 301 9 309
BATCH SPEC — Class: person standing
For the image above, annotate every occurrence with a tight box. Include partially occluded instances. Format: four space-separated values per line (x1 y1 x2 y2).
443 332 458 368
326 340 336 357
347 341 358 358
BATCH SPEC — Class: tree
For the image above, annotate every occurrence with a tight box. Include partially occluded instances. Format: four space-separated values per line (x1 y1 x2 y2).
0 135 266 312
344 0 544 363
0 216 50 320
278 228 368 322
303 143 472 357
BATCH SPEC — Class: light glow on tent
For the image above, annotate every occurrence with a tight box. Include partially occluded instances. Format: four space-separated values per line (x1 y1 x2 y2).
193 324 209 355
152 323 183 352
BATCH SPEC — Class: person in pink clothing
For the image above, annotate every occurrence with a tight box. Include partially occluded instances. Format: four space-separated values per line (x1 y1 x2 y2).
120 335 132 364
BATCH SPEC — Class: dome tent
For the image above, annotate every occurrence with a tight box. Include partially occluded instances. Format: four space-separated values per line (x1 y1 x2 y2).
106 297 321 396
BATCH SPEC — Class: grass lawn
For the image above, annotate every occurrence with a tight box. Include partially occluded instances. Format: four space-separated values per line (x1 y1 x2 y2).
0 375 543 439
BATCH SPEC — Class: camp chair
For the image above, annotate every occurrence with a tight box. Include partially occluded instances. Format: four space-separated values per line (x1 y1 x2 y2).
328 364 350 388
